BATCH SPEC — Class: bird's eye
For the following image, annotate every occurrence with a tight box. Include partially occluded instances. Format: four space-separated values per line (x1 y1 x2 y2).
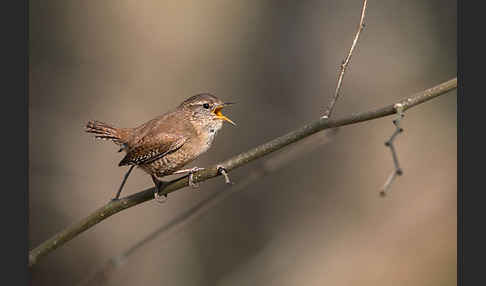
203 103 210 109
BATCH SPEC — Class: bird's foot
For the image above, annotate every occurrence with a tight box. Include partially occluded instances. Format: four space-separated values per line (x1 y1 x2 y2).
217 165 233 185
173 167 205 189
151 175 168 203
154 190 167 203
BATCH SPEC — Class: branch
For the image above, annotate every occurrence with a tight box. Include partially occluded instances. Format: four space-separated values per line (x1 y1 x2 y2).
322 0 368 118
29 77 457 267
76 130 338 286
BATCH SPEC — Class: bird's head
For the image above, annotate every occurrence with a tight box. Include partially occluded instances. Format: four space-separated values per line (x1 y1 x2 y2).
180 93 236 129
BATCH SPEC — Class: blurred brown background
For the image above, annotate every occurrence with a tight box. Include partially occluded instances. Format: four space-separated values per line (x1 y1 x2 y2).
29 0 457 285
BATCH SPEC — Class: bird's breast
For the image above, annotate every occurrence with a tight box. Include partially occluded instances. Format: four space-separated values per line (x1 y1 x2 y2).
193 128 217 157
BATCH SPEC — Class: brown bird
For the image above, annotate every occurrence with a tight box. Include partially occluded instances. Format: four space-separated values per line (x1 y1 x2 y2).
85 93 235 201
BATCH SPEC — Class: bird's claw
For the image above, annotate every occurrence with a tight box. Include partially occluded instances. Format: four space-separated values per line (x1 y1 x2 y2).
217 165 232 185
151 175 168 203
188 167 204 189
174 167 205 189
154 190 167 203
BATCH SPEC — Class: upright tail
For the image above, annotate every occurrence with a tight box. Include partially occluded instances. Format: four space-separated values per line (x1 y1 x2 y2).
85 120 128 147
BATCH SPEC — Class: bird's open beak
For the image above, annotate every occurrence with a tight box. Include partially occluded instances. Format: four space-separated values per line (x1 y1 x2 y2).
213 103 236 126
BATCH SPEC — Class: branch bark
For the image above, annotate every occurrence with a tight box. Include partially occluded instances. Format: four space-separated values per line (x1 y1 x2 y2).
29 77 457 267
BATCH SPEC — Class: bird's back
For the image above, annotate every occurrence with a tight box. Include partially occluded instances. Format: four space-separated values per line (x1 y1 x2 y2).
119 109 203 176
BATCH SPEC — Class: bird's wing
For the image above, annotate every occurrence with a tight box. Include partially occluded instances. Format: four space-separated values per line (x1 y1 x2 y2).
118 132 186 166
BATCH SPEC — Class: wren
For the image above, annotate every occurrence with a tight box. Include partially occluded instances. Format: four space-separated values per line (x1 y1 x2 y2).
85 93 235 202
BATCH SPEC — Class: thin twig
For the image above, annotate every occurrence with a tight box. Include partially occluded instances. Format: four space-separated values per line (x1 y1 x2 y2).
76 130 338 286
322 0 368 119
113 165 135 200
29 78 457 267
380 103 405 196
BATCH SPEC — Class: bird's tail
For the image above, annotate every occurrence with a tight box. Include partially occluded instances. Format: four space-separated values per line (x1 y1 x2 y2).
85 120 129 147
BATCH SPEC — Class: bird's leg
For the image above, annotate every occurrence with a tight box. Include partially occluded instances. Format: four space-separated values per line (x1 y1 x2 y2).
111 165 135 201
151 175 169 203
217 165 232 185
173 167 205 188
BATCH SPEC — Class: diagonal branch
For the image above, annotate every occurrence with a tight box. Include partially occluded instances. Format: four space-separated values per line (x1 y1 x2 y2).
322 0 368 118
29 77 457 267
76 130 338 286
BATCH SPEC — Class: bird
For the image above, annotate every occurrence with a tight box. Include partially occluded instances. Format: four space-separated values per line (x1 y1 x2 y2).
85 93 235 202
